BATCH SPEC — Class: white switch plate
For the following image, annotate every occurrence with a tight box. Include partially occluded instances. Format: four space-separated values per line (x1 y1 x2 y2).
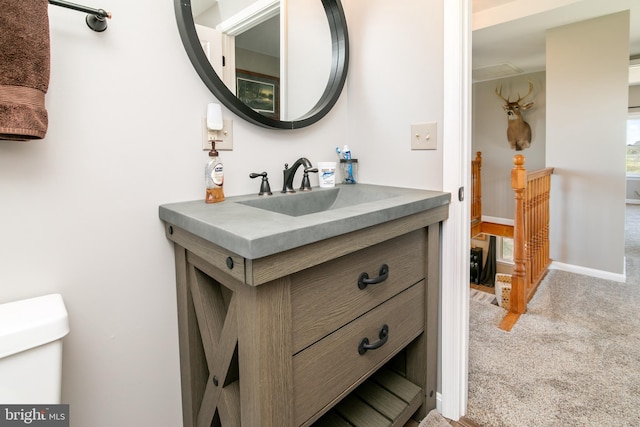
411 122 437 150
202 118 233 150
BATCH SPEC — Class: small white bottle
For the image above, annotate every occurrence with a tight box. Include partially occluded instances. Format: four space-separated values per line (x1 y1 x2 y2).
205 141 225 203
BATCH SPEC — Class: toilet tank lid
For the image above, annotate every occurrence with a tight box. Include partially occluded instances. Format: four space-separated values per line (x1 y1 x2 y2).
0 294 69 359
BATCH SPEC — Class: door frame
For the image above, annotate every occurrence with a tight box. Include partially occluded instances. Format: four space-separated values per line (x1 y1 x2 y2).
440 0 471 420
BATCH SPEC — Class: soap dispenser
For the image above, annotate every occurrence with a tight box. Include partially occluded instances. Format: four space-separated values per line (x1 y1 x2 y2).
205 140 225 204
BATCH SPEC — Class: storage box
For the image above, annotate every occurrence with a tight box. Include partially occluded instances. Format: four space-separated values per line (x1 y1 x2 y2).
494 274 512 310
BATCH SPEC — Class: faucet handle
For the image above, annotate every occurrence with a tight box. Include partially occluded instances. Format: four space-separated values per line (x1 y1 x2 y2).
249 172 273 196
300 167 318 191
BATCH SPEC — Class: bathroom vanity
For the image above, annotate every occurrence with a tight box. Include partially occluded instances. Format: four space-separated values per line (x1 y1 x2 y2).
159 185 449 427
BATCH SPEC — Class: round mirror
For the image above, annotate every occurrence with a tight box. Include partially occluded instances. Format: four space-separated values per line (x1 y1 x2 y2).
175 0 349 130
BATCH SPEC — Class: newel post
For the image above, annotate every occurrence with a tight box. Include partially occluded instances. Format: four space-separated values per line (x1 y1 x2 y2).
510 155 526 314
471 152 483 221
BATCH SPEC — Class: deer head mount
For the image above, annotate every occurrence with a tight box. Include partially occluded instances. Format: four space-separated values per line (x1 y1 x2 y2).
496 81 534 151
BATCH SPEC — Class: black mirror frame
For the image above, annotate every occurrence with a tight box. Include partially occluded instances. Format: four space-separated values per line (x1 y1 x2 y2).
175 0 349 130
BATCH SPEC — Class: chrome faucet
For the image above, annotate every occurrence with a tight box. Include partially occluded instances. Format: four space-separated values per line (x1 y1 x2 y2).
282 157 317 193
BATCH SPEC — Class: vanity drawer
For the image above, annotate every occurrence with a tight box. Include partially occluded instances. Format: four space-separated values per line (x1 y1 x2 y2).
290 229 426 353
292 281 425 426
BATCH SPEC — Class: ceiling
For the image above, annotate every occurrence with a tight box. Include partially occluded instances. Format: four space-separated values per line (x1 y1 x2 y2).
472 0 640 82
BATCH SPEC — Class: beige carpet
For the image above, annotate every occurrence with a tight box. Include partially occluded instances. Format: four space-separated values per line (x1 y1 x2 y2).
418 409 451 427
465 205 640 426
470 288 497 305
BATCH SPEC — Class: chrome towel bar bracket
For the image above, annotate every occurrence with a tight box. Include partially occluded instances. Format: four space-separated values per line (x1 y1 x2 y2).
49 0 112 32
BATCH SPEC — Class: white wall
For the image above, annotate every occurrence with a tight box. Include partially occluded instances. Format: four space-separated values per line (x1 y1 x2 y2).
546 12 629 276
472 72 546 219
345 0 444 189
0 1 446 426
630 84 640 107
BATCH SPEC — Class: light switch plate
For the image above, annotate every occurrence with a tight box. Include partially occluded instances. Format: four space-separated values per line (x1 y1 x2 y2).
202 118 233 150
411 122 437 150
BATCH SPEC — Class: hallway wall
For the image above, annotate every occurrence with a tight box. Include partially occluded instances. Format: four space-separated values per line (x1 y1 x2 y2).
472 71 546 219
546 11 629 277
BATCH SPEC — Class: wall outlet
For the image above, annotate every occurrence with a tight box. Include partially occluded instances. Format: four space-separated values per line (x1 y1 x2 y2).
202 118 233 150
411 122 437 150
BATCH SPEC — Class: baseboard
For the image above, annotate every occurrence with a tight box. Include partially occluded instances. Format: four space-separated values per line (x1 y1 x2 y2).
626 199 640 205
550 260 626 283
480 216 514 226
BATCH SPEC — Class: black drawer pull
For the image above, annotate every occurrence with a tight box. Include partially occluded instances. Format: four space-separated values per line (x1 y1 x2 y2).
358 264 389 290
358 324 389 355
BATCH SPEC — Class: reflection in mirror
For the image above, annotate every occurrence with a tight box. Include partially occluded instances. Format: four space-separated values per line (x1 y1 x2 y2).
235 16 281 120
190 0 332 122
286 1 331 120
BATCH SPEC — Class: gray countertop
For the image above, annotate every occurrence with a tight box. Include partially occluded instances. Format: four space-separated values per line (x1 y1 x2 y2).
159 184 450 259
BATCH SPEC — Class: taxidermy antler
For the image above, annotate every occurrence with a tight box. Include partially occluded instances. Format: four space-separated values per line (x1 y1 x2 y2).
495 81 534 151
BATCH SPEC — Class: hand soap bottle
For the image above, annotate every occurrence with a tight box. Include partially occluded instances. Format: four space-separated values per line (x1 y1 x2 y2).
205 141 225 203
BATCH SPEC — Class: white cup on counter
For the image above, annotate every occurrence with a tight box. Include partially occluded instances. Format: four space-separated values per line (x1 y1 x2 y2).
317 162 337 187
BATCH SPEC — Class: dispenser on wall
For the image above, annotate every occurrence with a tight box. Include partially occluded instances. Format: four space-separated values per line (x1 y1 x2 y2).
203 103 233 151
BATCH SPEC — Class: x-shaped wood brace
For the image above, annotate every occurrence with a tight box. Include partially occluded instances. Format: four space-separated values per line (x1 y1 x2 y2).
190 269 240 427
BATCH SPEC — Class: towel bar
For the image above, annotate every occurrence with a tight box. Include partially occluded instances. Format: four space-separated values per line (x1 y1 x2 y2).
48 0 112 32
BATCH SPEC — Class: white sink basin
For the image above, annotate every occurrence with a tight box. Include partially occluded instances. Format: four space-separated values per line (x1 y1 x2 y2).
236 186 398 217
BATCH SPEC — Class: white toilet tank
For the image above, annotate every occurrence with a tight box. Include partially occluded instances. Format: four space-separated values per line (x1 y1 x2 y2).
0 294 69 404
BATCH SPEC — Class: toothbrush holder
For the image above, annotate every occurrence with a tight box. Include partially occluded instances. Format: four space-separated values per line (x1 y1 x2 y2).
340 158 358 184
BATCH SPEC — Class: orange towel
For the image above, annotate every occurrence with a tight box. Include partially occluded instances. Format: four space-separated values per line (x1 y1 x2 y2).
0 0 50 141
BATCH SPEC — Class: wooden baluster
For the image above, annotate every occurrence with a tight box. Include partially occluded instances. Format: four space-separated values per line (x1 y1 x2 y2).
536 178 541 284
533 180 537 296
543 175 550 277
476 151 482 220
537 177 544 284
471 151 482 221
525 179 531 297
528 176 536 296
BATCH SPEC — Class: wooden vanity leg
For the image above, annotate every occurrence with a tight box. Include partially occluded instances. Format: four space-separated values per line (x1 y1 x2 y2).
425 223 441 410
236 277 294 427
174 244 209 427
406 223 440 420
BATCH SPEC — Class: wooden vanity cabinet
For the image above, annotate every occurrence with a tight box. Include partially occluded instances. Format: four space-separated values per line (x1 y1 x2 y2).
164 205 448 427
